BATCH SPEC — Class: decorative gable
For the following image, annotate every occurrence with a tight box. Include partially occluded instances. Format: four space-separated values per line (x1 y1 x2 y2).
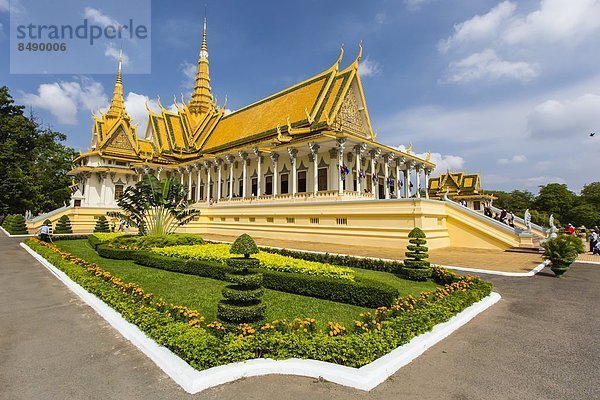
333 86 367 136
105 128 135 152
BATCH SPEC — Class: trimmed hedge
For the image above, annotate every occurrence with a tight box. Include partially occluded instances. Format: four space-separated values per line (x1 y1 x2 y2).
258 246 402 273
94 216 111 233
99 247 398 308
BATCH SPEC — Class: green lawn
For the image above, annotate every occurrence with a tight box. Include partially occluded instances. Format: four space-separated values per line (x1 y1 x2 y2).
54 239 436 329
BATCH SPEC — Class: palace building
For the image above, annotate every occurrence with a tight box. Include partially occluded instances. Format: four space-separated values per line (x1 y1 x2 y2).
427 172 495 211
28 20 538 252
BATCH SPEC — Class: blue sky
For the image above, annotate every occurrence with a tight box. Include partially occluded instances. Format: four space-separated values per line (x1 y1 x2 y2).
1 0 599 193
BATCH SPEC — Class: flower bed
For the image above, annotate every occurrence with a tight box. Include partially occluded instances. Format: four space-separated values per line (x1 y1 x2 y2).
26 237 492 371
154 244 356 281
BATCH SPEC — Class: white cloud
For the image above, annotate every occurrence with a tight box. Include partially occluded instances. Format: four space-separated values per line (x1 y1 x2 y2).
0 0 9 12
104 43 130 66
21 78 108 125
523 176 567 188
527 93 600 138
397 145 465 174
498 154 527 164
438 1 516 53
503 0 600 45
83 7 120 28
179 61 197 90
224 108 233 115
358 57 381 77
443 49 539 83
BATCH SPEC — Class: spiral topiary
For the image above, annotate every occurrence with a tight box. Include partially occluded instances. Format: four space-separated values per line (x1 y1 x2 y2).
217 234 265 325
4 214 28 234
399 227 432 281
94 216 111 233
54 215 73 234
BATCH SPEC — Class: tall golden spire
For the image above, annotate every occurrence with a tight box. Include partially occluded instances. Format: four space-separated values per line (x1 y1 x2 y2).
106 49 129 119
188 17 213 115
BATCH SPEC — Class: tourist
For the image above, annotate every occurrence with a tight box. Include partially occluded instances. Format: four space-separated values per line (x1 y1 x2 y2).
40 223 51 242
500 209 507 224
508 211 515 227
593 240 600 256
564 224 575 235
590 229 598 253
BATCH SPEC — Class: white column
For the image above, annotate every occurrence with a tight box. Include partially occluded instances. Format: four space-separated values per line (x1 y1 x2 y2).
216 159 222 200
253 148 261 197
240 152 248 197
179 169 184 186
383 155 391 199
288 148 298 195
354 144 365 193
309 143 319 194
271 152 279 196
395 161 401 199
196 164 202 201
337 138 346 195
226 155 234 199
404 167 410 198
415 165 421 198
370 150 377 197
204 161 212 204
425 168 431 199
186 167 192 200
156 167 162 180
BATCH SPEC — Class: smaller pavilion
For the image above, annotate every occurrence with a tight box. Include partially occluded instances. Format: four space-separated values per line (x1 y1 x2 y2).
427 172 495 211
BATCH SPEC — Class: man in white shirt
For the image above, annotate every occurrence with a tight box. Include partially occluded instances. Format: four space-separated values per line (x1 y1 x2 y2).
40 224 51 242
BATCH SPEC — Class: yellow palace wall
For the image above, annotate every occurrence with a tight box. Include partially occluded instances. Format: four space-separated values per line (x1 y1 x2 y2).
27 199 532 251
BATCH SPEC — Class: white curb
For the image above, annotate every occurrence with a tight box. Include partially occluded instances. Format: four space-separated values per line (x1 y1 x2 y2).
20 242 501 394
0 225 33 237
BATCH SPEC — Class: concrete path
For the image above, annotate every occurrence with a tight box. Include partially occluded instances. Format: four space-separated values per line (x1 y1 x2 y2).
1 234 598 399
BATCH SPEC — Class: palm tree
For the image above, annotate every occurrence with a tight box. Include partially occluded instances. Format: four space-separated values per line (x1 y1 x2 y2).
109 174 200 236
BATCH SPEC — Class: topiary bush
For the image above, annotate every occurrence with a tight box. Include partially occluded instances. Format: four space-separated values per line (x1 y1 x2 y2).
110 234 203 250
43 219 52 227
94 216 110 233
399 227 432 281
54 215 73 234
217 234 265 325
3 214 28 234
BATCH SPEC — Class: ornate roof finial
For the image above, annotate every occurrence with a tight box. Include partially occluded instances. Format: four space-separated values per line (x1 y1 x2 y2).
188 15 214 115
336 44 344 69
356 40 363 63
106 46 128 119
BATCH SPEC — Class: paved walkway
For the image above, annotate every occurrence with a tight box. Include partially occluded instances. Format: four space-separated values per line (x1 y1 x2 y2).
578 252 600 263
203 233 543 273
1 234 598 399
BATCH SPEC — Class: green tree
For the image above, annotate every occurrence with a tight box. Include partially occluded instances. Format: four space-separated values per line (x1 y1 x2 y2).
93 216 111 233
54 215 72 234
0 86 76 215
489 190 534 214
109 174 200 235
580 182 600 209
533 183 577 222
567 204 600 228
400 227 432 281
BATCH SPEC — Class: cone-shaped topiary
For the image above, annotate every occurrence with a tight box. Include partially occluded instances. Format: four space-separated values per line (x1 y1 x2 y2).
43 219 51 227
94 215 111 233
54 215 73 234
2 214 14 228
399 227 431 281
4 214 28 234
217 234 265 325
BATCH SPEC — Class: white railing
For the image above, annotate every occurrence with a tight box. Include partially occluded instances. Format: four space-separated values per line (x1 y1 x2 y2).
488 204 546 236
443 199 522 236
207 190 375 206
29 205 71 223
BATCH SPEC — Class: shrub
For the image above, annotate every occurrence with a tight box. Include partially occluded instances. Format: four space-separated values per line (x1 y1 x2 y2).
3 214 28 235
88 232 126 249
542 234 585 266
399 228 431 281
154 244 355 281
94 216 111 233
111 234 204 250
54 215 73 234
259 247 401 273
43 219 52 227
